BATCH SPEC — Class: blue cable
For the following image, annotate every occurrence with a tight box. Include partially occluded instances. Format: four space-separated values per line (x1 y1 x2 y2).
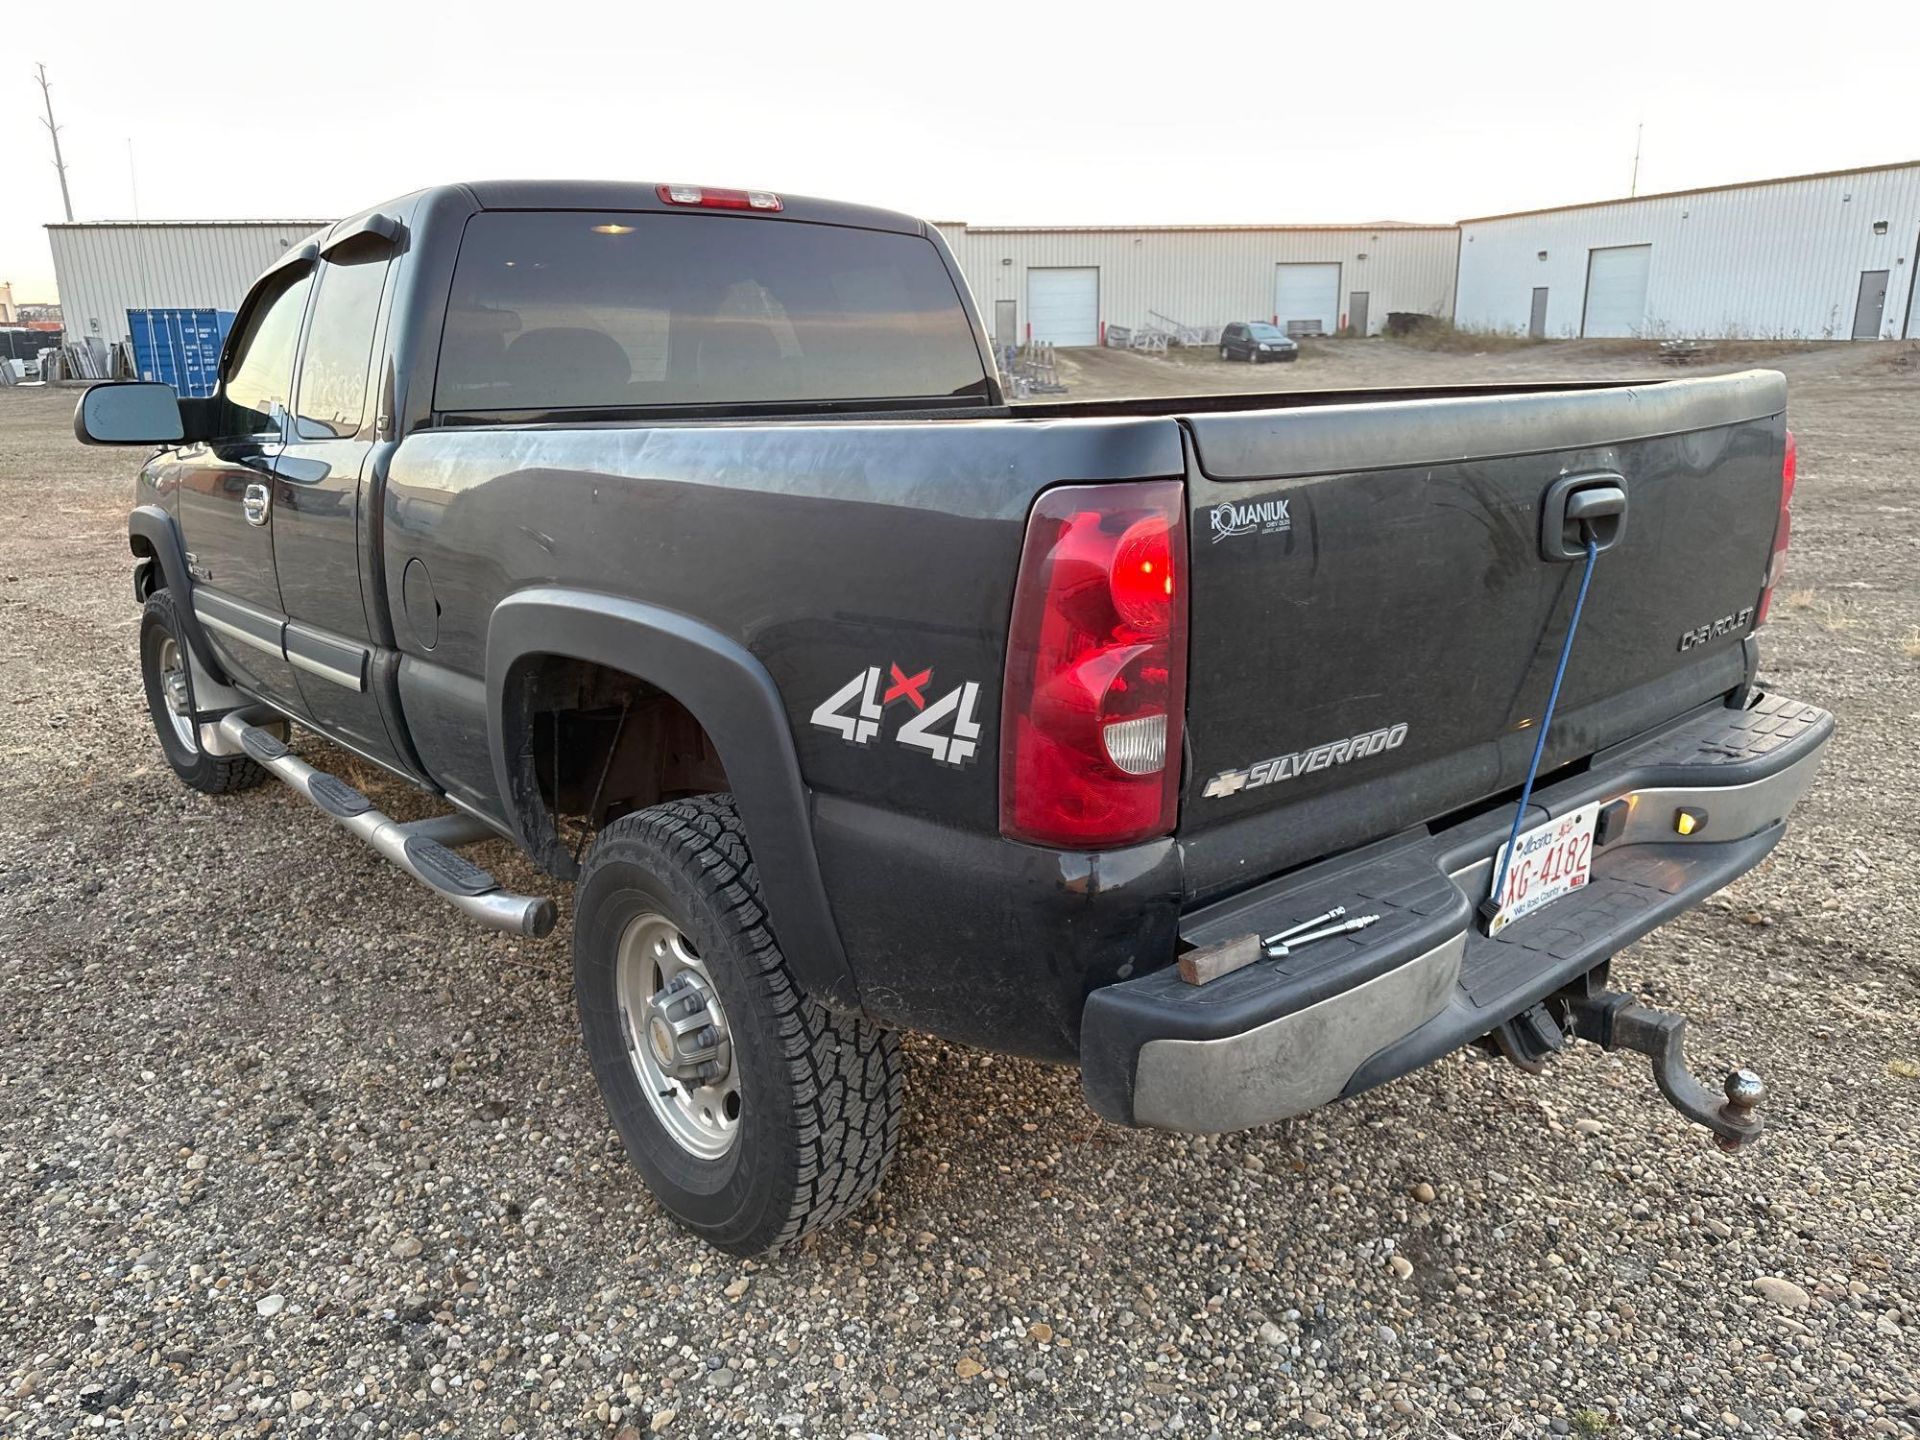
1484 535 1601 927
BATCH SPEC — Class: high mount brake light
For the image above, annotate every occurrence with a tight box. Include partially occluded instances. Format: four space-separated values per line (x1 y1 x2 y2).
656 184 783 212
1000 481 1188 849
1755 429 1796 627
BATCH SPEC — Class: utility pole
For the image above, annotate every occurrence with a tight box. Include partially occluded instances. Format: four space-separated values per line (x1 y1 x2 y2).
1630 121 1643 198
36 62 75 222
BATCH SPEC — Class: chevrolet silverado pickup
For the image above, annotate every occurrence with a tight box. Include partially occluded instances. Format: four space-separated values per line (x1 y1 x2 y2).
79 180 1828 1254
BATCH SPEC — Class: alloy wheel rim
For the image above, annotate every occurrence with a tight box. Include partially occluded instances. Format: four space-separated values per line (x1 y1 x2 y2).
157 635 197 752
616 911 740 1160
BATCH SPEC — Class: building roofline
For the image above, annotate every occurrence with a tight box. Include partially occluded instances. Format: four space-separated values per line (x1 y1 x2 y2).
1458 157 1920 224
45 219 335 231
934 220 1456 235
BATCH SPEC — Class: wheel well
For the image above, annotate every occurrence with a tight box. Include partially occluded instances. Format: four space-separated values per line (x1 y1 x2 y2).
130 534 163 600
506 656 730 878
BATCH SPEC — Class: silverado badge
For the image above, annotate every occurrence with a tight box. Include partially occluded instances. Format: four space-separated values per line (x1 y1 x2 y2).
1203 722 1409 798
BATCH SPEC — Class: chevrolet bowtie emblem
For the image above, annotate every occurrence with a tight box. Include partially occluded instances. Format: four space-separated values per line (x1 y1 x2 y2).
1203 769 1249 798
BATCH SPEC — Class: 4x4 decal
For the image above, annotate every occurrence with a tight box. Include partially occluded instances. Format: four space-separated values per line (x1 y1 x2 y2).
811 663 984 767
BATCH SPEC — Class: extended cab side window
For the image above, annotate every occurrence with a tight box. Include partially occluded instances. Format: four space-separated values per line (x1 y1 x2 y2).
219 269 313 440
295 245 391 439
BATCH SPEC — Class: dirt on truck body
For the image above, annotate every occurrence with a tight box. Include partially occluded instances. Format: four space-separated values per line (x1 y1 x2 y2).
74 179 1828 1256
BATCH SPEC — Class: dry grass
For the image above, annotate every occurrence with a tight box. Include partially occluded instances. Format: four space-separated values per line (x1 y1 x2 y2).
1386 318 1546 354
1778 587 1821 615
1677 339 1833 364
1388 325 1829 364
1812 599 1863 634
1778 588 1866 635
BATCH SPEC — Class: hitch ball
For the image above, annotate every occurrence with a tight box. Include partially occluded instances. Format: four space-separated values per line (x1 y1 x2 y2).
1566 990 1768 1151
1724 1067 1765 1113
1715 1068 1767 1151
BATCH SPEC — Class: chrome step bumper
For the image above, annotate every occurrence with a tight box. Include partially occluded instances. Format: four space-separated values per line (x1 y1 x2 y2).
1081 693 1832 1134
218 711 556 938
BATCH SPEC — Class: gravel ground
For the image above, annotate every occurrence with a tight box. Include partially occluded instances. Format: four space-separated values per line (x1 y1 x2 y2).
3 342 1917 1439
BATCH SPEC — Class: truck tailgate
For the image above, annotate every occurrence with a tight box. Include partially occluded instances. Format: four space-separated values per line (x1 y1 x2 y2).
1176 370 1787 902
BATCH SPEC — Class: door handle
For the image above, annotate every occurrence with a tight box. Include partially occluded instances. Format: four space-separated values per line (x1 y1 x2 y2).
243 482 271 527
1540 472 1627 560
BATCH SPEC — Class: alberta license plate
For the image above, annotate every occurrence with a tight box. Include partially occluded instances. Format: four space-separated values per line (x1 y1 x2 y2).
1488 801 1600 935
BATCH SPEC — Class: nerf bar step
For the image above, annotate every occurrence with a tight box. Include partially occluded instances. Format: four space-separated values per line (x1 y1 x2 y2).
218 711 556 938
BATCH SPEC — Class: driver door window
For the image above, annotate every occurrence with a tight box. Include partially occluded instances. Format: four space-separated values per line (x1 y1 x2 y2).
220 270 312 439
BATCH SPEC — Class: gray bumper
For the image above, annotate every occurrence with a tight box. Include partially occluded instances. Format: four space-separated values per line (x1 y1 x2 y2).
1080 693 1832 1132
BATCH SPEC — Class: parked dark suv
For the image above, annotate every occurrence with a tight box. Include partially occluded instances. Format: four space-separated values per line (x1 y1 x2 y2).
1219 321 1299 363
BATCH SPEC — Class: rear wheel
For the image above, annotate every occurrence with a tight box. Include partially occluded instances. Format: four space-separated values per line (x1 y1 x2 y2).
1219 344 1231 361
574 795 903 1254
139 590 265 795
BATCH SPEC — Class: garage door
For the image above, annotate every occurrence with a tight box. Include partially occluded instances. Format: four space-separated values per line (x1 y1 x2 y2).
1582 244 1652 338
1273 263 1340 336
1027 268 1100 347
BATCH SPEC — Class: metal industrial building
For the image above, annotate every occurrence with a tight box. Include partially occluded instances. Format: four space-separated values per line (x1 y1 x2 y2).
935 222 1460 347
1453 160 1920 341
46 220 329 346
41 161 1920 352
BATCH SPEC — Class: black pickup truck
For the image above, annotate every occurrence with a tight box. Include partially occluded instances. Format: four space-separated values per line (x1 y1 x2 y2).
80 180 1829 1255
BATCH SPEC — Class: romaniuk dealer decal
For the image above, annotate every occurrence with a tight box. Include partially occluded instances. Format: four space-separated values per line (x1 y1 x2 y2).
812 663 984 767
1208 493 1292 544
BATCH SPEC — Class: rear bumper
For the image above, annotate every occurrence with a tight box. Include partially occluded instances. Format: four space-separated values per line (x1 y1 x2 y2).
1080 692 1832 1131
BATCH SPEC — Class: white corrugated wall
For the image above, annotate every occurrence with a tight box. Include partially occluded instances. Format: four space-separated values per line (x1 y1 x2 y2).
936 224 1460 342
47 222 331 344
1454 164 1920 340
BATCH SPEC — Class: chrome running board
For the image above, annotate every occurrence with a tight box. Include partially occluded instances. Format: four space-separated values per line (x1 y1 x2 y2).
218 710 556 938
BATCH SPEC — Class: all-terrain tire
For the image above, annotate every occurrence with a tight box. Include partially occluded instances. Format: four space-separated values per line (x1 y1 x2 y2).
139 589 266 795
573 794 904 1254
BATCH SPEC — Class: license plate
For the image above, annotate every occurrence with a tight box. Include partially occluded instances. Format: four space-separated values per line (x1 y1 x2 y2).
1487 801 1600 935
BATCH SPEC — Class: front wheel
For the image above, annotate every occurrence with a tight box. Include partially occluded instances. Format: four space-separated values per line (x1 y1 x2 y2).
573 795 904 1254
139 590 265 795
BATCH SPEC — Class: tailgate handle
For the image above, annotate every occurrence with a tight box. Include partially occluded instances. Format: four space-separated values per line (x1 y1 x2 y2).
1541 473 1627 561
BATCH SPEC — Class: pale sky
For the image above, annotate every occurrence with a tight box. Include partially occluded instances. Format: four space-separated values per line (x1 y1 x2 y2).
5 0 1915 302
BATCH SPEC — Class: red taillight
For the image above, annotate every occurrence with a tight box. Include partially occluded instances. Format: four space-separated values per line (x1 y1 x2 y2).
656 184 782 212
1755 428 1796 626
1000 481 1188 848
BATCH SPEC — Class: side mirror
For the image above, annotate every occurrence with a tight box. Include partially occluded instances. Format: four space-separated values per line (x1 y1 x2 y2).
74 382 186 446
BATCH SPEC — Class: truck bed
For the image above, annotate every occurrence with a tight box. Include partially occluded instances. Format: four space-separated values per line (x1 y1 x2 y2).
1009 375 1665 419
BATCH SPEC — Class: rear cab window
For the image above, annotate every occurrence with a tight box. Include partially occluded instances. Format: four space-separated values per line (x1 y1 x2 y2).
434 211 991 415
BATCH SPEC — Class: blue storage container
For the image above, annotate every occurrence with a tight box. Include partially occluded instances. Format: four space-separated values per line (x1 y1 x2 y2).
127 308 235 399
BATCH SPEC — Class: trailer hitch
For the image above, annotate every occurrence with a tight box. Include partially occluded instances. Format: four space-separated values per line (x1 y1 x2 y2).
1565 990 1765 1151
